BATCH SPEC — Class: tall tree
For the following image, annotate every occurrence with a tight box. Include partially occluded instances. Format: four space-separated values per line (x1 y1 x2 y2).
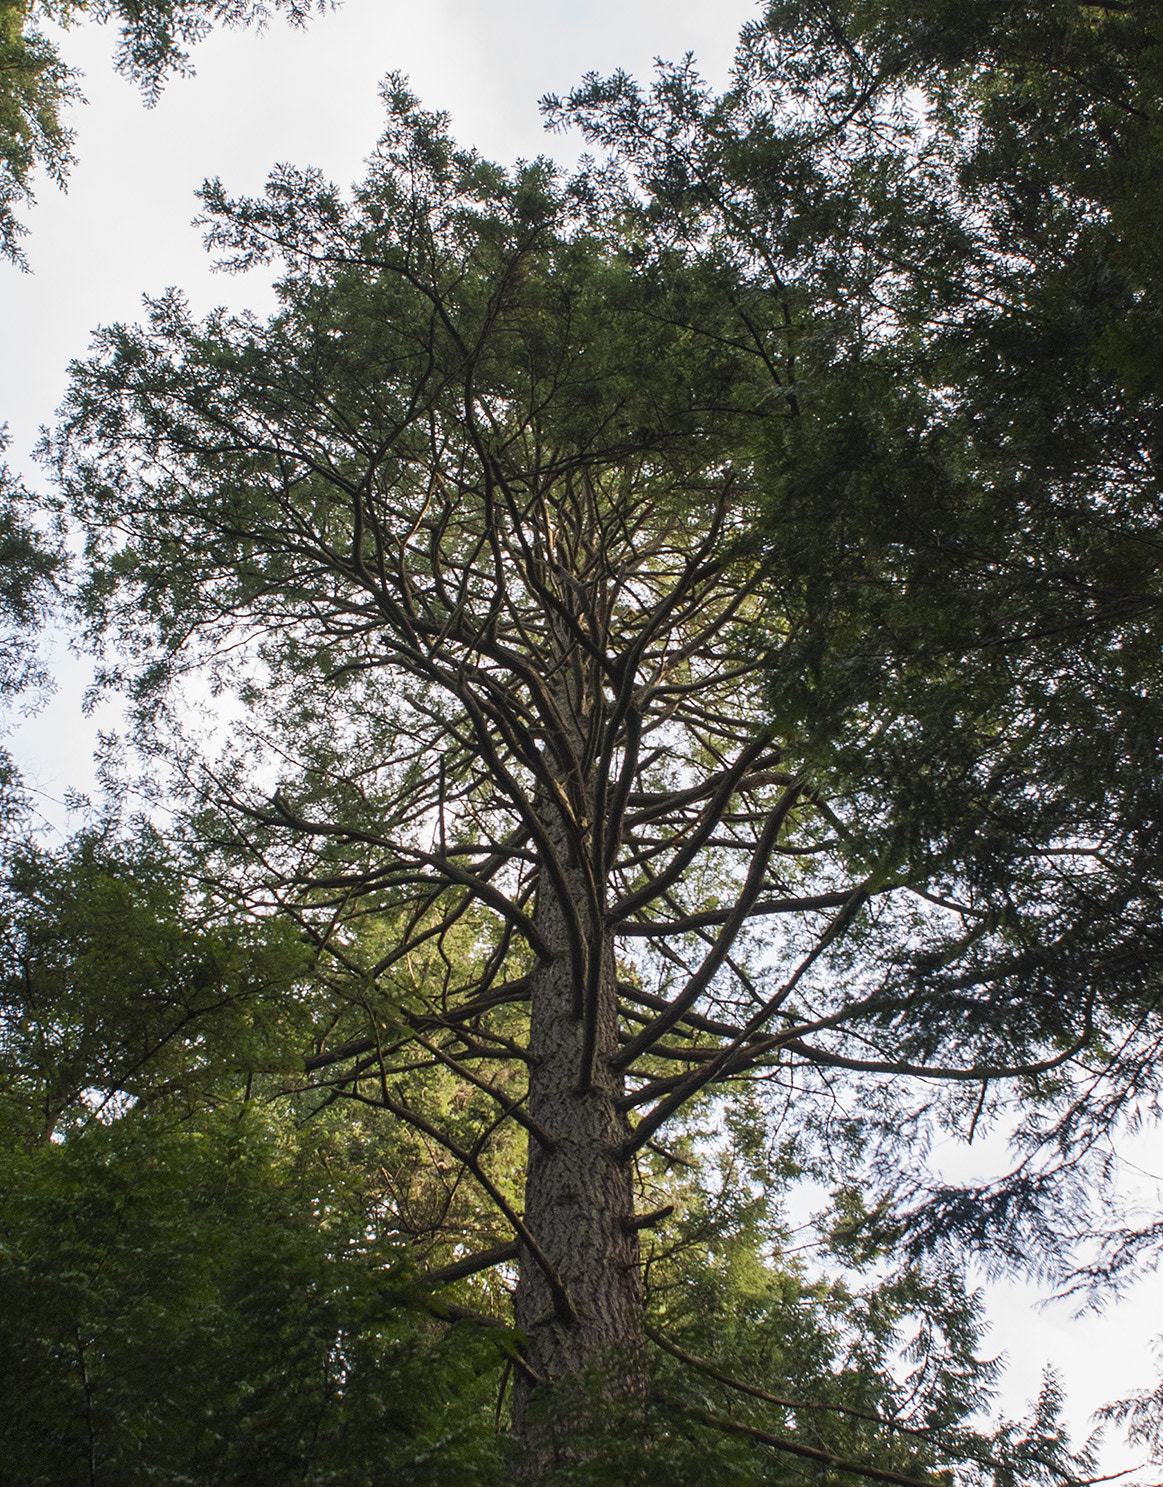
55 78 1158 1476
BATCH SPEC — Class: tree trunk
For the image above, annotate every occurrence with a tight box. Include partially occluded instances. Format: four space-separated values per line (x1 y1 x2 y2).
511 881 644 1470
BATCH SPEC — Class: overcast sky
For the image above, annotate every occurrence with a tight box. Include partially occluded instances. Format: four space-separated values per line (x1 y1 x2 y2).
2 1 1160 1473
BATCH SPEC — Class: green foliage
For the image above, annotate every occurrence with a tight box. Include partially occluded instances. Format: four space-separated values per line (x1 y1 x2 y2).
23 9 1163 1477
0 427 60 712
79 1 334 100
693 0 1163 909
0 1106 507 1486
0 1084 1091 1486
0 436 61 825
0 820 1080 1485
742 0 1163 1274
0 0 75 264
0 826 309 1142
0 455 59 650
0 826 511 1484
555 2 1163 1277
511 1158 1093 1487
55 74 1147 1147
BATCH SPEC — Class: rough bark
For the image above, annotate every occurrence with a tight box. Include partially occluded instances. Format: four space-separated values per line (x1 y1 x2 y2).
511 976 644 1473
511 775 645 1467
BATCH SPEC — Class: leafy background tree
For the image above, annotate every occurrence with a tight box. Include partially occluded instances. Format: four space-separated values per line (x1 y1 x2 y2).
0 825 1087 1484
0 827 510 1485
0 441 60 837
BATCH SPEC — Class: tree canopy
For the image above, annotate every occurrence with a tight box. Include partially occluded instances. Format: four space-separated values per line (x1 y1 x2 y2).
0 824 1087 1485
46 34 1163 1474
1 1 1161 1480
556 0 1163 1265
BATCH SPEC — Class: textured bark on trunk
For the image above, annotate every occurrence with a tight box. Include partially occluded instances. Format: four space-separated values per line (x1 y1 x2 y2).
511 877 644 1471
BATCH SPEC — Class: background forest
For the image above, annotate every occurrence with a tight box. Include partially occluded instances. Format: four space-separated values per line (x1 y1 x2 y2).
2 2 1163 1483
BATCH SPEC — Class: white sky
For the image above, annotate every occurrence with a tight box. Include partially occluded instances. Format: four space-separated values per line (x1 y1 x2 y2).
2 0 1160 1476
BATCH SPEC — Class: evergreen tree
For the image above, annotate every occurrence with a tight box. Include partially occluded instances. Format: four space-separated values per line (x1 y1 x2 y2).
51 72 1153 1475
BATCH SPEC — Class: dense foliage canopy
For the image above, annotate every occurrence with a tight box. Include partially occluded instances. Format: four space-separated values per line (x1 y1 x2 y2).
0 829 1090 1484
556 0 1163 1266
3 1 1163 1481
